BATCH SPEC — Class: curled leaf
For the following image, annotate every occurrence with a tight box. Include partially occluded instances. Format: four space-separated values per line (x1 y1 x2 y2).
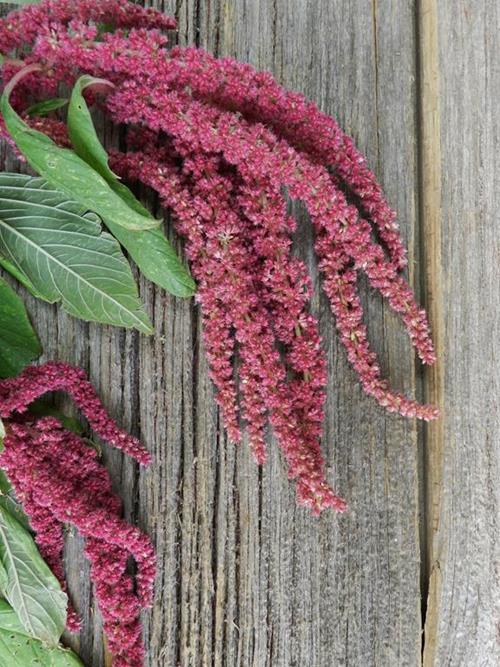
0 468 31 531
0 256 44 298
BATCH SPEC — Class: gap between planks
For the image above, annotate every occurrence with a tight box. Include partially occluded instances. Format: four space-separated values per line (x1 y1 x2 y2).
416 0 445 664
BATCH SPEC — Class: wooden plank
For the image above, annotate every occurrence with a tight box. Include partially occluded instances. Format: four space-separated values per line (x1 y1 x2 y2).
148 1 423 665
422 1 500 664
417 0 445 662
0 1 426 665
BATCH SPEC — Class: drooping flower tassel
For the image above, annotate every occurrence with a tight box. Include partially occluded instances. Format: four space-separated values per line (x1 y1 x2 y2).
0 363 155 667
0 0 440 516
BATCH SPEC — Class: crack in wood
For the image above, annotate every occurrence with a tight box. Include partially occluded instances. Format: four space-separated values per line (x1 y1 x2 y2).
416 1 445 664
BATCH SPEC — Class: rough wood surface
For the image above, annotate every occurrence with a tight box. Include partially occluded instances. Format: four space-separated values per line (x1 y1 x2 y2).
422 1 500 665
0 1 497 666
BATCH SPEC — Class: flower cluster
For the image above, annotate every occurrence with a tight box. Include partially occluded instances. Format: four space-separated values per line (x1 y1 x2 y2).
0 0 438 514
0 362 155 667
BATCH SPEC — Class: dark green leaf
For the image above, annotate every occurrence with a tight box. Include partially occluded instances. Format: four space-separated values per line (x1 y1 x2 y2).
0 1 41 5
1 65 160 231
0 506 67 645
0 276 41 378
27 400 84 435
0 471 8 495
68 75 196 297
96 22 115 34
26 98 68 118
0 172 153 333
0 600 83 666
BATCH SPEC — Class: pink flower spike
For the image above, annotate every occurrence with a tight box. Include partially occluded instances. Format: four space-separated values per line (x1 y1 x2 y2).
0 362 151 464
0 412 155 666
0 0 440 523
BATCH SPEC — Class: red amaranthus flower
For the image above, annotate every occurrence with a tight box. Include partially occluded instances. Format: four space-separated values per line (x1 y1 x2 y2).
0 362 155 667
0 0 439 514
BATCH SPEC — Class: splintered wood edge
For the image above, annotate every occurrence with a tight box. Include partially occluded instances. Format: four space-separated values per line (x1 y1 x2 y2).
418 1 445 664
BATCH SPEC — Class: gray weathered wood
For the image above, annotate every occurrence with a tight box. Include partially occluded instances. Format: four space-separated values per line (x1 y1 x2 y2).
2 0 498 665
422 1 500 665
1 1 422 665
143 2 422 665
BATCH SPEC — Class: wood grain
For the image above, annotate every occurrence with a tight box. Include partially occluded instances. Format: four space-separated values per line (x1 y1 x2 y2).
1 1 497 665
422 1 500 665
417 1 445 662
142 2 422 665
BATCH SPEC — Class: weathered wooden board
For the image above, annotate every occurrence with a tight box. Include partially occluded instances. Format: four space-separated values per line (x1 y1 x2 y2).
144 3 422 666
422 1 500 665
0 0 497 665
0 0 423 665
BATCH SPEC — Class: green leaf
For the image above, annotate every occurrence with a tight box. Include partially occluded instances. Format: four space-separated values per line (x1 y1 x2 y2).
26 98 68 118
0 276 42 378
1 65 160 231
0 470 31 532
106 224 196 297
0 506 67 645
0 599 32 637
0 600 83 666
96 22 115 35
27 400 84 436
0 172 153 333
0 1 41 5
0 457 31 533
0 256 44 299
68 75 196 297
0 471 10 496
67 76 120 183
0 554 7 591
